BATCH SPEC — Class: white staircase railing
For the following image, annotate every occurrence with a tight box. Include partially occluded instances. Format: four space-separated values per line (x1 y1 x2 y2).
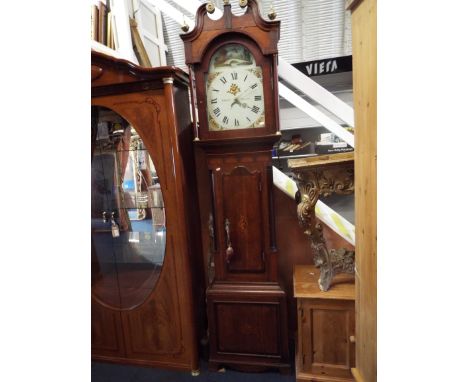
278 83 354 147
278 57 354 128
147 0 195 29
272 166 355 246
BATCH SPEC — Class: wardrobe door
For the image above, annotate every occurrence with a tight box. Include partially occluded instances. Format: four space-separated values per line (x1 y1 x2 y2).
91 106 125 357
111 121 166 311
91 106 168 358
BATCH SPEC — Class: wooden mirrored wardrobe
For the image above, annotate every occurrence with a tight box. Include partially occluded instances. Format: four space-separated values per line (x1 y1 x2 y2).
91 51 203 373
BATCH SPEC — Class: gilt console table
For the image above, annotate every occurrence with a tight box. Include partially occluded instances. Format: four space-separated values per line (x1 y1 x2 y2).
289 152 355 291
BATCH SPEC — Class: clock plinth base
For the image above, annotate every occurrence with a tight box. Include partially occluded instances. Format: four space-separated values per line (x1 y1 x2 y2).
206 282 290 373
208 360 291 374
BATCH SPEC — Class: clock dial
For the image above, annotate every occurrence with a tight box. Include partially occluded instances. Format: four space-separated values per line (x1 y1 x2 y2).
205 44 265 131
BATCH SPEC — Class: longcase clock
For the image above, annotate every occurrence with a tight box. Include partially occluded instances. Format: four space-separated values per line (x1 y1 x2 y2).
181 0 289 372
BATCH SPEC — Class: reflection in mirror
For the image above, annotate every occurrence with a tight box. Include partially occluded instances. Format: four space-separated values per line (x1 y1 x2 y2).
91 106 166 309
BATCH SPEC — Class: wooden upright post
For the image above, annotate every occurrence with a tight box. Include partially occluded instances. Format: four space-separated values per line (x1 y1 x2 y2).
346 0 377 381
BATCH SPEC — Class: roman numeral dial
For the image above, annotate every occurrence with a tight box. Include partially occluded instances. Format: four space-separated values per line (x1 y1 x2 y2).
206 67 265 131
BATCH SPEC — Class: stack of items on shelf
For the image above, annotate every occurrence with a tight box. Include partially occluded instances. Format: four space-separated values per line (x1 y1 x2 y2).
275 134 313 157
314 129 354 154
91 0 115 49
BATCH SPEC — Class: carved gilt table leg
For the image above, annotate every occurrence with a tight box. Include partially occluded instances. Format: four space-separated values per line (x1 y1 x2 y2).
292 155 355 291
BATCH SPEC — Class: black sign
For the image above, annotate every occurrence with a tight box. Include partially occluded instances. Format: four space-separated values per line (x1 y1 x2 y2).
292 55 352 77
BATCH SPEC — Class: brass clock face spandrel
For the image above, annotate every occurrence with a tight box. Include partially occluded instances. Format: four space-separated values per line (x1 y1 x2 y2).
205 44 265 131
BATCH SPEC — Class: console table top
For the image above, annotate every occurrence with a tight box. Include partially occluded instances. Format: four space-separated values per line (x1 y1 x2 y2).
288 151 354 170
294 265 355 300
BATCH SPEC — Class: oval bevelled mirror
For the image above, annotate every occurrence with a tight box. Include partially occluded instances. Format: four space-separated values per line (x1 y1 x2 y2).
91 106 166 309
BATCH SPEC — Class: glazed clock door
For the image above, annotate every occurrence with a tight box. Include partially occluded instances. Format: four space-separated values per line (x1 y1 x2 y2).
205 43 266 132
212 163 269 282
191 33 278 142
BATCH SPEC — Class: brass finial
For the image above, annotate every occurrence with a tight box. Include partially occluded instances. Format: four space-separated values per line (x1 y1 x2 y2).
206 1 215 13
268 2 276 20
239 0 248 8
223 0 230 5
181 16 189 32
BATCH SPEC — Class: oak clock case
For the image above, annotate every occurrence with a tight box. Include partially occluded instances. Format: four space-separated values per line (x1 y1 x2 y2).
181 0 289 373
91 51 202 373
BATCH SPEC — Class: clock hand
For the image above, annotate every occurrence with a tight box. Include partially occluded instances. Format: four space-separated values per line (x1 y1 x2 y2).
230 95 251 108
230 98 241 108
237 86 255 99
229 97 248 108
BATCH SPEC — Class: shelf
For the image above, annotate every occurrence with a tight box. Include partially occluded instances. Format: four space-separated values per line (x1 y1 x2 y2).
272 153 318 160
91 40 120 58
288 151 354 169
280 125 323 132
280 123 351 132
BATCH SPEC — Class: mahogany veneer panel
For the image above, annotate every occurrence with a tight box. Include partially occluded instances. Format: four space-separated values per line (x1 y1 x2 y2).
222 167 264 273
206 284 289 369
91 301 126 358
215 303 279 355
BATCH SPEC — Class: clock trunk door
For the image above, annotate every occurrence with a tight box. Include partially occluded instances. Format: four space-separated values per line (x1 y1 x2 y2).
213 165 267 281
